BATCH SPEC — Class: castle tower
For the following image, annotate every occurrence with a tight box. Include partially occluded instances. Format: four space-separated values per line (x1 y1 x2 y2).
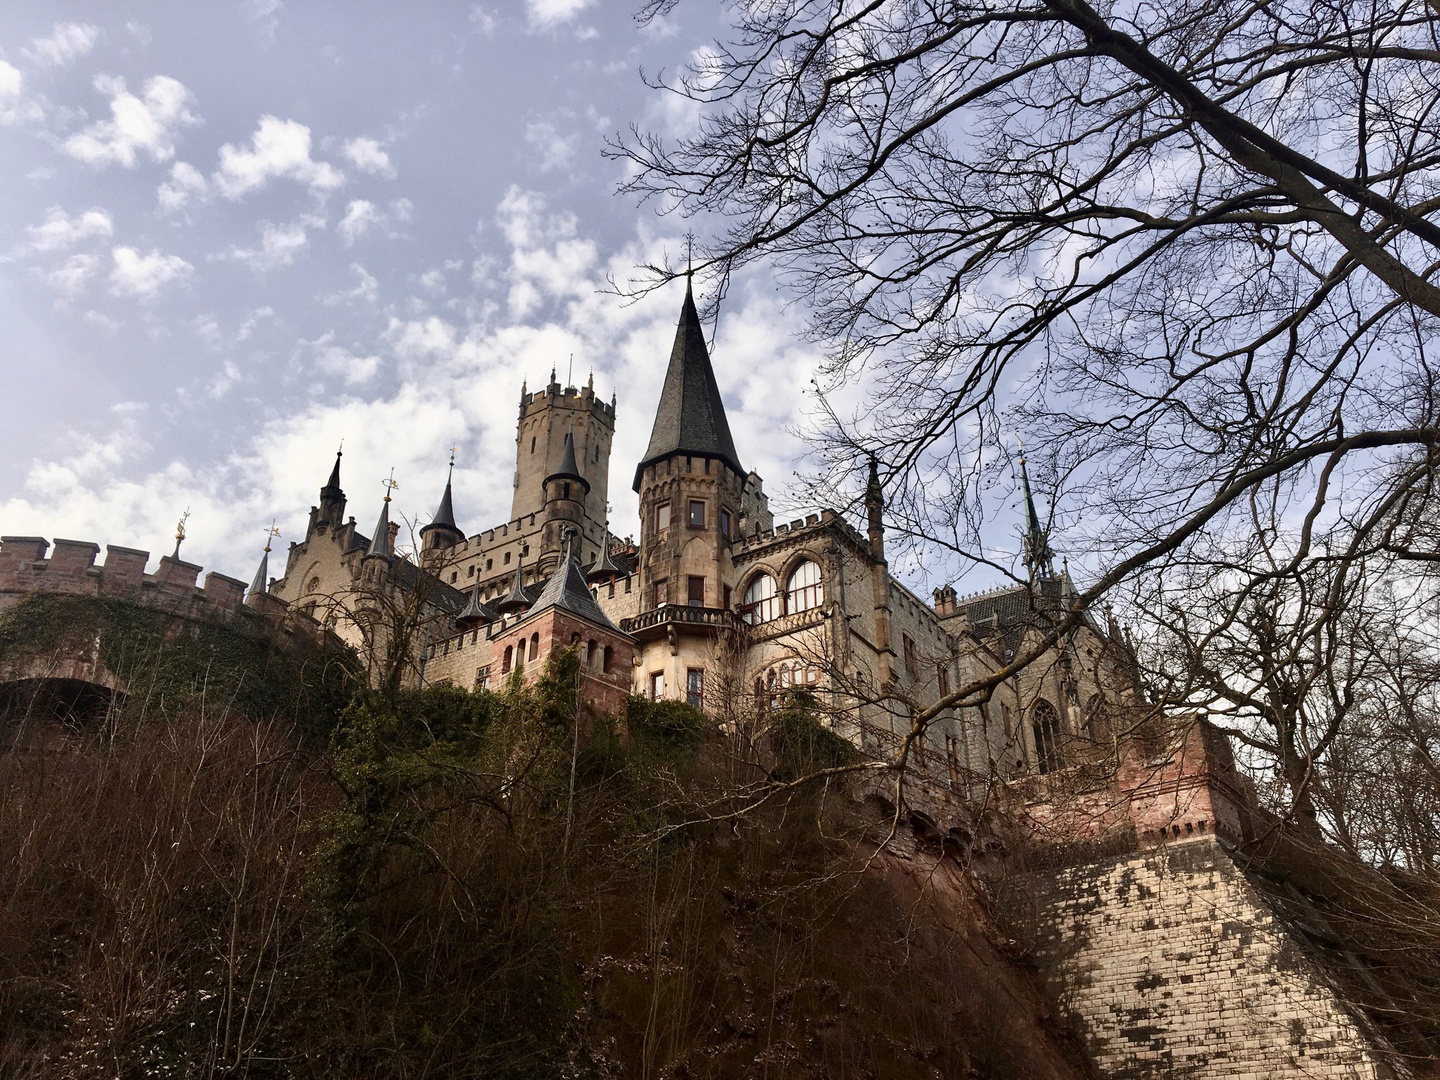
512 371 615 528
632 278 747 617
539 430 590 569
314 449 346 531
419 457 465 552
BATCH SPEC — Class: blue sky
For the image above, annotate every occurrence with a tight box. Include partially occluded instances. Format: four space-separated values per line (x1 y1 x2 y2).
0 2 828 582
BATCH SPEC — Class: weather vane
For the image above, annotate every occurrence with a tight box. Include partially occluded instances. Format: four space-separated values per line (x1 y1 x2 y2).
172 508 191 559
263 519 280 553
382 469 398 502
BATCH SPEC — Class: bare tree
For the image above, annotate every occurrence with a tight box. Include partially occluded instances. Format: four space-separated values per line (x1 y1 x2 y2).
613 0 1440 826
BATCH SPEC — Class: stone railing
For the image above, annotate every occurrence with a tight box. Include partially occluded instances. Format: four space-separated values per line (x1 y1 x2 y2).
621 604 740 637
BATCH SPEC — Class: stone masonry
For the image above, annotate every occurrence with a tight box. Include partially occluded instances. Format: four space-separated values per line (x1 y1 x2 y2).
1018 837 1393 1079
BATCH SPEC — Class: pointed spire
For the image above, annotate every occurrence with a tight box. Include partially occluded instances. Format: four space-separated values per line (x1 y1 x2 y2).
1019 452 1055 579
545 427 591 494
527 528 623 631
324 447 343 493
367 471 397 558
633 277 744 490
420 448 462 547
250 522 280 597
864 456 885 561
586 529 623 582
495 553 530 614
454 585 491 629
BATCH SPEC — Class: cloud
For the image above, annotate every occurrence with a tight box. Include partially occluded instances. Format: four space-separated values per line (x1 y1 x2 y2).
341 137 394 177
526 0 594 27
0 61 44 127
108 246 193 299
338 199 378 245
470 6 498 34
495 185 597 318
212 116 344 199
64 75 198 168
28 22 100 67
523 121 577 172
157 161 208 212
228 220 312 270
48 253 101 298
324 262 379 305
28 208 113 252
311 334 381 384
208 361 242 399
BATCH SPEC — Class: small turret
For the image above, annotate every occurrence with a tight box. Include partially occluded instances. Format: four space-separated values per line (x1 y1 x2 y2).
366 473 398 559
586 530 623 584
865 457 885 561
318 448 346 527
420 452 465 552
454 586 491 629
494 556 530 615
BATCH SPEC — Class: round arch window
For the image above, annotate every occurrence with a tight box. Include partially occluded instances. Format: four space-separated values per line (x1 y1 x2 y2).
741 574 780 624
786 560 824 613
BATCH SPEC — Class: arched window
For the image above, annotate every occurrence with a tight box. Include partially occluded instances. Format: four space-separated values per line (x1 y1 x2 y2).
741 574 781 624
602 645 613 673
1032 700 1063 774
587 639 597 667
502 644 513 673
786 560 824 613
529 633 539 661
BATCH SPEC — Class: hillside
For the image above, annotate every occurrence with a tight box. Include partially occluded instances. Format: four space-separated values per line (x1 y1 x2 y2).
0 627 1095 1079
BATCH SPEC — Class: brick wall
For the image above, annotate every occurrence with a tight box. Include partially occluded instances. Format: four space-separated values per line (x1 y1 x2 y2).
1014 837 1391 1079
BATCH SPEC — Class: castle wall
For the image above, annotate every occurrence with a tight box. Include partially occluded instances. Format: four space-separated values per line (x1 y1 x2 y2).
1016 837 1389 1079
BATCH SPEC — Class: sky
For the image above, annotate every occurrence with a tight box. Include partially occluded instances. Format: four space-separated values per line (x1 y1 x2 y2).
0 1 832 586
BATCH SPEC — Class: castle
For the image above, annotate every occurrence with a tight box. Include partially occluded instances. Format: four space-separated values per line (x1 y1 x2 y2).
267 278 1139 785
0 279 1420 1077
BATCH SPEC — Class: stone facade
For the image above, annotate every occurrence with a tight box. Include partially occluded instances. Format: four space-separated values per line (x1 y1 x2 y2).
1016 837 1391 1079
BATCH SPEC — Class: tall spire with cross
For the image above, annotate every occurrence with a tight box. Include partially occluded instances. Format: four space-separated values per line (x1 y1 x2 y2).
250 521 280 597
1019 448 1055 580
368 470 398 558
420 446 464 551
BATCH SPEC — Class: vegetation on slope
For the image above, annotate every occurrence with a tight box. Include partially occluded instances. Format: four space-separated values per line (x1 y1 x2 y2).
0 641 1093 1079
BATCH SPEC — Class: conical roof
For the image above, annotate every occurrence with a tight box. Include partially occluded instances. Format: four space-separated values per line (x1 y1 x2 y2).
454 586 492 628
420 463 462 540
545 430 590 493
494 557 531 614
527 538 622 632
1019 455 1054 578
249 547 269 597
633 278 744 490
323 449 343 495
586 530 622 582
368 497 391 557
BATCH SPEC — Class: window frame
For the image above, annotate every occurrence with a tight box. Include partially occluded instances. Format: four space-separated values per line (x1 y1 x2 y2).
687 575 705 607
686 668 704 708
688 499 706 529
785 559 824 614
740 573 781 625
655 501 671 534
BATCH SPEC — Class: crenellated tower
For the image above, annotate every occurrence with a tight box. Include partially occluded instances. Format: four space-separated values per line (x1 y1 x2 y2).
512 372 615 528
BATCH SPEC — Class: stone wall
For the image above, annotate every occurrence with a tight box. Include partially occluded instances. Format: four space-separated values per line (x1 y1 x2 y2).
1013 837 1392 1079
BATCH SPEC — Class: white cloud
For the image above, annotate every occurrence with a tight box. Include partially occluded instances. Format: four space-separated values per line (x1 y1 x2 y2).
312 334 381 384
338 199 378 245
108 246 193 299
157 161 208 212
524 121 577 172
0 60 43 127
341 137 394 177
28 22 100 67
28 208 113 252
526 0 593 27
212 116 344 199
228 220 311 270
64 75 198 168
324 262 379 305
48 253 100 298
208 360 242 399
470 6 498 34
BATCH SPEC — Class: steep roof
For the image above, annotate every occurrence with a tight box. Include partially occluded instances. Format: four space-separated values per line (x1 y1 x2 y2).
321 450 343 500
367 497 392 557
420 465 461 540
633 278 744 490
545 430 590 493
525 543 623 632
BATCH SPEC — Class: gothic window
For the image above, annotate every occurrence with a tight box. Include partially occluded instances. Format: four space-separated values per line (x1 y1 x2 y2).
741 574 780 624
937 665 950 696
687 668 704 708
786 560 824 613
1033 700 1063 774
687 575 705 606
689 500 705 528
476 666 490 689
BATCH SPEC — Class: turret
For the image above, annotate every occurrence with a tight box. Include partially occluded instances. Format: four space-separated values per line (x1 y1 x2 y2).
539 430 589 567
317 449 346 528
420 455 465 552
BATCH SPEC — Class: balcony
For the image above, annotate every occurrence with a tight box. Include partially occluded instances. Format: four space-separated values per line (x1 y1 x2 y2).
621 604 740 641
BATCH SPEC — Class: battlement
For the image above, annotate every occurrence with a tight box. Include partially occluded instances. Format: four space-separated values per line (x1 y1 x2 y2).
519 379 616 421
732 509 872 557
0 536 311 638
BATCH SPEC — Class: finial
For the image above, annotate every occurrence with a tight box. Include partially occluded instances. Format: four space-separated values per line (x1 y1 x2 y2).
382 468 398 503
447 445 458 483
550 364 556 384
685 231 694 278
172 508 190 559
263 519 280 554
587 369 594 391
567 352 573 387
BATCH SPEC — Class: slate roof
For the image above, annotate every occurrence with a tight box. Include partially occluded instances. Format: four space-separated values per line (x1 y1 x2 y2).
525 544 623 632
633 278 744 490
420 468 460 539
954 577 1093 657
321 450 344 502
545 430 590 493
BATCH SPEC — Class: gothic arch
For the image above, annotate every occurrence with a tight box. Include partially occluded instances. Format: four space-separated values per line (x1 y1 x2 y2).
1032 699 1063 774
